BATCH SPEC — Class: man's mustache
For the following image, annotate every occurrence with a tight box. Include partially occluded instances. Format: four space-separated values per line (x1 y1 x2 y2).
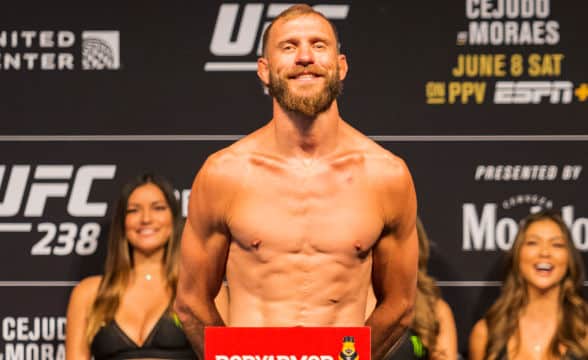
285 65 326 78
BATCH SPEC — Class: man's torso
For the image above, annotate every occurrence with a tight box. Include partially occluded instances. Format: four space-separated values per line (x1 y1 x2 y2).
219 125 396 327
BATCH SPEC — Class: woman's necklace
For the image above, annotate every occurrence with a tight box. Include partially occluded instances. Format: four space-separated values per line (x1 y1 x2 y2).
136 269 155 281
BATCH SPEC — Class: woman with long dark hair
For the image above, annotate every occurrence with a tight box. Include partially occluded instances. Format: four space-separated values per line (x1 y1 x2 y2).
469 210 588 360
66 173 198 359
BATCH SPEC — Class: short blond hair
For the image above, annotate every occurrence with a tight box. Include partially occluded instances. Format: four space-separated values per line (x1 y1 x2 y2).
261 4 340 56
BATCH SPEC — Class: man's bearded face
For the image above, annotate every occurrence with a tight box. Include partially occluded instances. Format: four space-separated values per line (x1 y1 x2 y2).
267 62 343 117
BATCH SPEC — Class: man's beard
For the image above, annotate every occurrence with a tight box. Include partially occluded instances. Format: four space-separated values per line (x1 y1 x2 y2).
267 65 343 117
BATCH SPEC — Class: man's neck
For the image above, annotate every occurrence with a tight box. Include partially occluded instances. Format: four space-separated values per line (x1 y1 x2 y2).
270 101 342 160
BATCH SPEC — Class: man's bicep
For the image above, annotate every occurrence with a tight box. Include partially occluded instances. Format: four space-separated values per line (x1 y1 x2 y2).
373 162 418 302
178 214 229 298
178 155 234 296
367 156 419 357
372 225 418 302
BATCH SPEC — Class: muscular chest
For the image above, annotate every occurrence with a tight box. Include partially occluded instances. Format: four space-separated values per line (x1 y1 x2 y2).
227 160 383 257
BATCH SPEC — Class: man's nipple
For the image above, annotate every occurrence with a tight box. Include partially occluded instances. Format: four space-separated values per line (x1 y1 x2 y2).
251 239 262 249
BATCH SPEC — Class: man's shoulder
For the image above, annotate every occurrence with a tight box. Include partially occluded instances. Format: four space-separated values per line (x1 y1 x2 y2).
357 140 410 183
205 146 244 170
343 122 407 168
353 142 412 198
203 135 253 169
210 127 265 161
198 131 264 186
338 124 410 184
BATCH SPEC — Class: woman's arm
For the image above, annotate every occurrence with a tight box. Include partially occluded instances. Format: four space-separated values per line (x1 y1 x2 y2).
432 299 458 360
65 276 101 360
469 319 489 360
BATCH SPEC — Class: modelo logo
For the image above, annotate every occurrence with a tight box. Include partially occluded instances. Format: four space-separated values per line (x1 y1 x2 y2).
463 203 588 251
206 3 350 71
0 164 116 217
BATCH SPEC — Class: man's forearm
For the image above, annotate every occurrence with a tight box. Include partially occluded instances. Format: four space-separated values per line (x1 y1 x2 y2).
366 302 414 360
180 313 206 358
175 300 225 359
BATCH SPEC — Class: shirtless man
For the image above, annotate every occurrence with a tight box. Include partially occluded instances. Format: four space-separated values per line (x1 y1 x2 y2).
174 5 418 360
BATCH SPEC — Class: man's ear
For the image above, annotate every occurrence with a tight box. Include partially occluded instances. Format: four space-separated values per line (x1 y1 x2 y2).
257 57 270 86
338 54 348 80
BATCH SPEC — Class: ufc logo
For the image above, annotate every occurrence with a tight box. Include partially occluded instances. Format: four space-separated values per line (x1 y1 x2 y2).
0 164 116 217
205 3 350 71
